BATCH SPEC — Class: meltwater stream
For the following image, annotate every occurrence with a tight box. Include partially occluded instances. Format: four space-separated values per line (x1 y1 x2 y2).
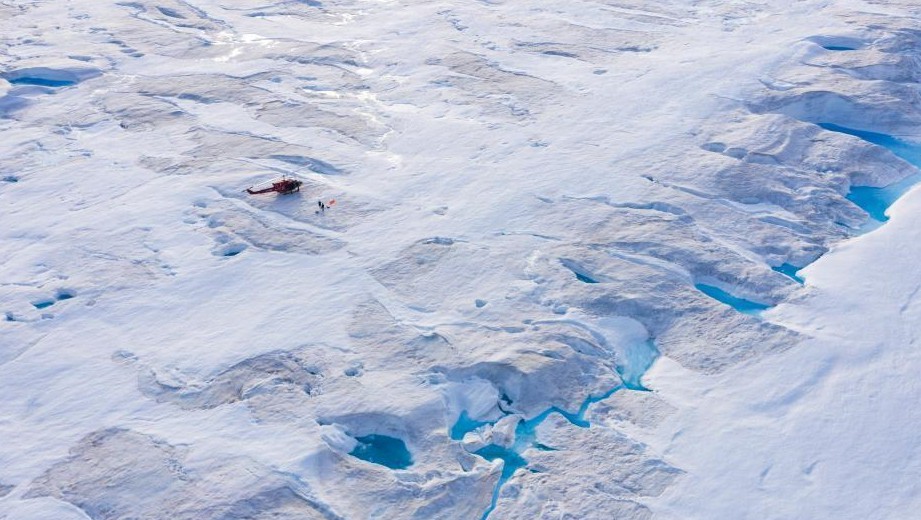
772 263 805 284
715 124 921 293
464 113 920 520
471 389 619 520
819 123 921 224
454 339 660 519
695 283 771 315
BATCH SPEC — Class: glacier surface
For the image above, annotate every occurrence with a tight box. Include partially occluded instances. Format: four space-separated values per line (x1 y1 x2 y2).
2 0 921 518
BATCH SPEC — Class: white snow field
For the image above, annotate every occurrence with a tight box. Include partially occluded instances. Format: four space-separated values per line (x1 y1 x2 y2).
2 0 921 518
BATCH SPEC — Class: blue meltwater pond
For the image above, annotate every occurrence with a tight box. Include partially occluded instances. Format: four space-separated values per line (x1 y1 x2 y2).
8 77 77 87
349 435 413 470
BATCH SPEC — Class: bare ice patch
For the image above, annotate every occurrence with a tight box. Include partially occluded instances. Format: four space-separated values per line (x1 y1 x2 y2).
25 429 334 519
137 348 323 410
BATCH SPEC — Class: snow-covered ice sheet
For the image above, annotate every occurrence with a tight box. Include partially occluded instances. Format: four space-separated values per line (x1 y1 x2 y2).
2 0 921 518
642 181 921 519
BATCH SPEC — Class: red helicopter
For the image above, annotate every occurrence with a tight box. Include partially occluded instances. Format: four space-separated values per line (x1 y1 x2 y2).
244 176 303 195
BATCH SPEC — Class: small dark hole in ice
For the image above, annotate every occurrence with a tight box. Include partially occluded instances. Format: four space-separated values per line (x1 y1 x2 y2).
2 176 18 183
56 290 75 301
808 36 864 51
475 299 487 308
542 50 578 58
156 6 186 18
219 244 247 257
32 300 55 310
561 259 600 283
574 272 598 283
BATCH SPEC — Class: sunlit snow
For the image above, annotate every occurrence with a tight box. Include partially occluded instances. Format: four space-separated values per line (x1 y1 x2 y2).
2 1 921 519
